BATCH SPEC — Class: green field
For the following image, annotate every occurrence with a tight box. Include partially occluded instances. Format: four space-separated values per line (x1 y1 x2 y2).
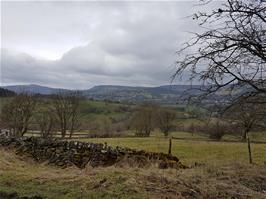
26 129 266 165
80 134 266 166
1 131 266 198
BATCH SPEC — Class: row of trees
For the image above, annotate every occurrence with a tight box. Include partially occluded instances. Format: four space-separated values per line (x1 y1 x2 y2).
0 96 177 138
130 97 266 141
131 104 176 137
1 92 265 140
0 92 82 138
0 92 179 138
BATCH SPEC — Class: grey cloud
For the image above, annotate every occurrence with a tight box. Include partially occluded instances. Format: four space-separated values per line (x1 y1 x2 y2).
1 1 221 89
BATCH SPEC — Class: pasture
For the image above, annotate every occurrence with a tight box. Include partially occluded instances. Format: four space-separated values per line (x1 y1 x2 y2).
0 135 266 199
81 132 266 166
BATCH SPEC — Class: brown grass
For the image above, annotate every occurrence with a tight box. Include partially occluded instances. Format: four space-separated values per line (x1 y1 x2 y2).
0 148 266 198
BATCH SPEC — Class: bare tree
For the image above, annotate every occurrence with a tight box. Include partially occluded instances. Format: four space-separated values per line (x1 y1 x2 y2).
1 93 37 136
52 92 70 138
156 108 176 136
35 100 55 138
131 104 157 137
175 0 266 103
225 96 266 163
68 91 82 138
52 91 82 138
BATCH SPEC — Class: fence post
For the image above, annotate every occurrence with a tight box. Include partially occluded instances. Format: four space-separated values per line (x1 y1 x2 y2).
168 136 172 155
247 132 252 164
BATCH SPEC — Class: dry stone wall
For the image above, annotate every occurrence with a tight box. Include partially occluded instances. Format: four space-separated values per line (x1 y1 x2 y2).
0 136 185 169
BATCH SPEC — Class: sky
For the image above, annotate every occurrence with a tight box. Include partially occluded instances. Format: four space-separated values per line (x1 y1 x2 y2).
1 0 222 89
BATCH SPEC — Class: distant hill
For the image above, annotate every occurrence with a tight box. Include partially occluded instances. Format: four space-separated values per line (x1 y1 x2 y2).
2 84 70 95
84 85 204 104
3 84 238 104
2 84 204 104
0 87 16 97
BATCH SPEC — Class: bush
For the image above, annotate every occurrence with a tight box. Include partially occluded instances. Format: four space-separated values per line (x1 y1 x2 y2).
86 117 129 138
176 120 227 140
131 104 157 137
206 122 226 140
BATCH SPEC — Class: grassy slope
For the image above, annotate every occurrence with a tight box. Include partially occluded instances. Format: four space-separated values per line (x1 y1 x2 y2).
0 148 266 199
80 100 130 118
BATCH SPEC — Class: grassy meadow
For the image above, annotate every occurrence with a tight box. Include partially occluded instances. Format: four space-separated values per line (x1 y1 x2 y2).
1 142 266 199
81 132 266 166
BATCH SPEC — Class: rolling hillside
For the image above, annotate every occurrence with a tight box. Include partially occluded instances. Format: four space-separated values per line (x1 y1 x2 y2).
2 84 203 104
84 85 203 104
2 84 242 105
2 84 70 95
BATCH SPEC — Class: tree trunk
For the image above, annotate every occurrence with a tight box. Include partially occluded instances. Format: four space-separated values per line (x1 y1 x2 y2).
69 117 75 138
70 126 74 138
61 125 66 138
21 126 27 136
242 131 247 141
168 137 172 155
246 131 252 164
61 120 67 138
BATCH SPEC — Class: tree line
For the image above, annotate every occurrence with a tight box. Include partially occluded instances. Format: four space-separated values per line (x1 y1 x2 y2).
131 104 176 137
0 91 82 138
0 93 179 138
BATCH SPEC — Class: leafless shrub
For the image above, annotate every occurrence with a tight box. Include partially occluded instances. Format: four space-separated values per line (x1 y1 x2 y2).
206 121 226 140
131 104 158 137
1 93 37 137
35 100 55 138
156 108 176 137
51 91 82 138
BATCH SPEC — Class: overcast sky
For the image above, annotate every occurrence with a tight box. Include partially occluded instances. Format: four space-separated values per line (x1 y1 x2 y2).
1 0 221 89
